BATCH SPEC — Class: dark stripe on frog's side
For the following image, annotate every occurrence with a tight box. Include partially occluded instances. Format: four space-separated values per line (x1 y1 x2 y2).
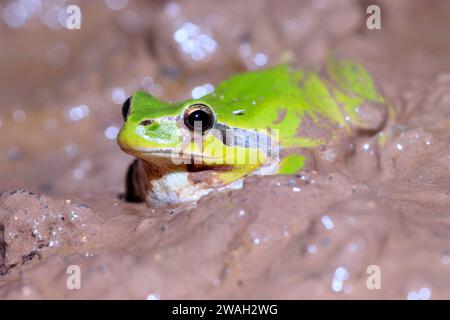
214 123 273 152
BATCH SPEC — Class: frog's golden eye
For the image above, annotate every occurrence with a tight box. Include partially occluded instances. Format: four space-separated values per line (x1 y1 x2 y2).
122 97 132 120
183 104 215 133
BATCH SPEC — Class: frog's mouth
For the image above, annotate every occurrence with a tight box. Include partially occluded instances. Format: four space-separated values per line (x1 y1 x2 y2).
122 147 237 176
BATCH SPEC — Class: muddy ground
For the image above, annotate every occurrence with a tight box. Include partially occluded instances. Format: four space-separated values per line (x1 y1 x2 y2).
1 0 450 299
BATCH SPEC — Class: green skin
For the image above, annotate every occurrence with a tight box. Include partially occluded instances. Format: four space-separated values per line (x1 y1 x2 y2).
118 57 389 204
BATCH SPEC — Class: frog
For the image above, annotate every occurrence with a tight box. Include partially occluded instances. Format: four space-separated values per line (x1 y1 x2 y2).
117 57 390 205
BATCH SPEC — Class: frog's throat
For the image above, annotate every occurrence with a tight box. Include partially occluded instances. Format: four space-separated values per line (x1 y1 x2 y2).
134 158 244 203
134 151 277 204
149 171 213 203
141 158 279 204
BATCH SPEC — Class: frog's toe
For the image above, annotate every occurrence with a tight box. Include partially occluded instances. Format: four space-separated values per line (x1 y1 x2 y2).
313 134 355 172
354 101 388 135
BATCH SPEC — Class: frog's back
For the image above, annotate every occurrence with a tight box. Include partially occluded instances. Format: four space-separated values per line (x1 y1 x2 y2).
202 57 387 149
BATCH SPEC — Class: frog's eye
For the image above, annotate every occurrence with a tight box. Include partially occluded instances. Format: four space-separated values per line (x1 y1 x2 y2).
122 97 132 120
184 104 215 133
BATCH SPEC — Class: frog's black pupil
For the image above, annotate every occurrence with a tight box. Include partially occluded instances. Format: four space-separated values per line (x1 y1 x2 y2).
122 97 131 120
189 110 209 128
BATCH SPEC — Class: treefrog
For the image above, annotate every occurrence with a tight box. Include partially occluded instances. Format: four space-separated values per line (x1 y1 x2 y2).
118 57 390 204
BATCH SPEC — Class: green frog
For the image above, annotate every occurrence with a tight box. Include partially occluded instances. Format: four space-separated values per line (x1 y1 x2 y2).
117 57 390 204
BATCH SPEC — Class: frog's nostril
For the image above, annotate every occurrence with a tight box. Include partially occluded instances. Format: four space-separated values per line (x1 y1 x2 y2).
140 120 155 126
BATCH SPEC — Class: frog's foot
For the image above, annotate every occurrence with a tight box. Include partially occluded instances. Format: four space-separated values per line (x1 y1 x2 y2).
310 101 388 172
354 101 388 135
310 133 356 172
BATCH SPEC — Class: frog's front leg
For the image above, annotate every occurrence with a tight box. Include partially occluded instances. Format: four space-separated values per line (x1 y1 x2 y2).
125 159 147 202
